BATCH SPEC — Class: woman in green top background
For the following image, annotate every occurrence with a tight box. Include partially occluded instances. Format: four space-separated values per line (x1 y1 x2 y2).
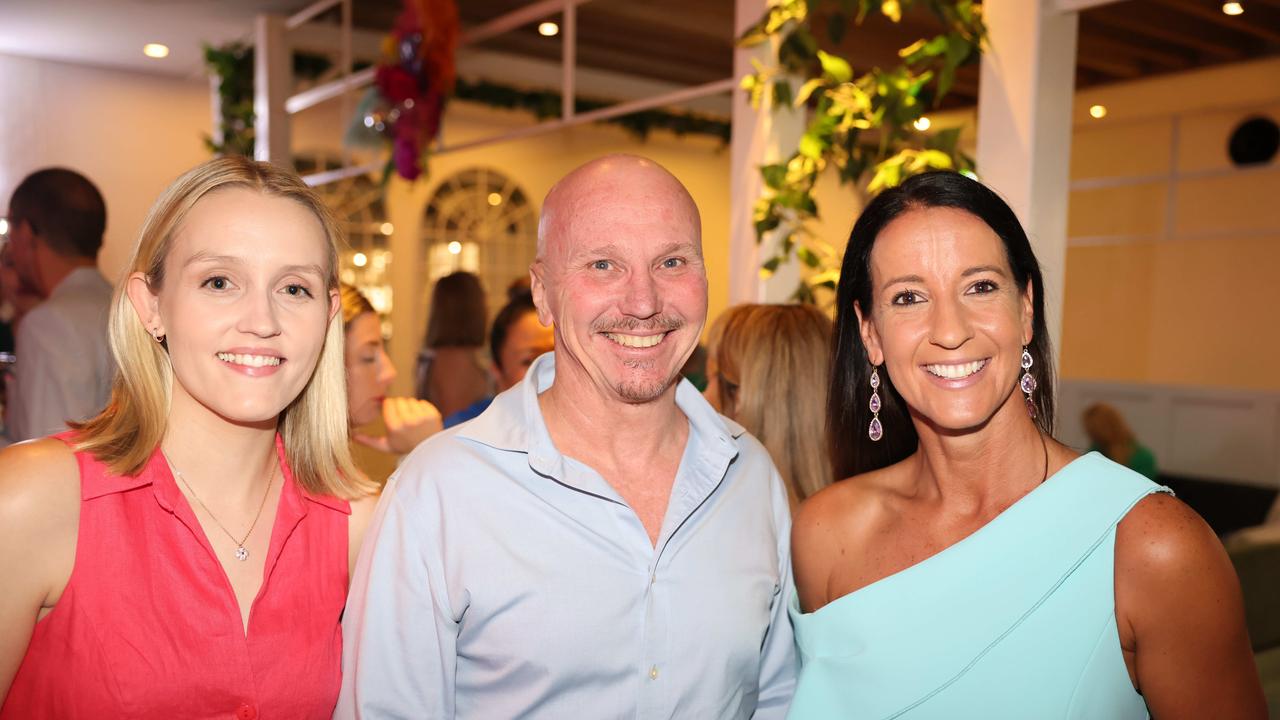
1084 402 1159 481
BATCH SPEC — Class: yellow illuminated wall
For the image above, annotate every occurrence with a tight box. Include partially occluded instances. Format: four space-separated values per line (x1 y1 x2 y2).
1060 58 1280 390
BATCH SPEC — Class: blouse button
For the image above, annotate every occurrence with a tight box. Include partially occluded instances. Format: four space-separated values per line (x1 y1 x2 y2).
235 704 258 720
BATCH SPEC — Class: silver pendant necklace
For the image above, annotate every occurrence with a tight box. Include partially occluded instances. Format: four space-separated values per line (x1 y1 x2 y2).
168 456 276 561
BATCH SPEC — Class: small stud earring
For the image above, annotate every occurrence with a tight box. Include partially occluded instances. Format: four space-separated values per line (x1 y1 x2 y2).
152 328 165 344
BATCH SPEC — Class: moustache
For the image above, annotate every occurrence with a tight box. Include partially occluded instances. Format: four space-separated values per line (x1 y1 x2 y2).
591 315 685 334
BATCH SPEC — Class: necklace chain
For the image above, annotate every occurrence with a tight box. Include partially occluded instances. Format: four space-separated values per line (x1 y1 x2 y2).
168 456 276 561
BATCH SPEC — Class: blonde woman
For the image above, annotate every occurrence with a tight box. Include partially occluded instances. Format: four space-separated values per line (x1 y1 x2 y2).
340 284 441 458
0 157 377 718
705 303 834 508
1082 402 1158 480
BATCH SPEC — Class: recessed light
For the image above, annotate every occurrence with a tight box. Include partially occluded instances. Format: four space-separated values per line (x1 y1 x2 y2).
1089 104 1107 119
487 192 503 206
538 22 559 37
379 222 394 235
143 43 169 59
448 241 462 255
913 116 931 131
1222 2 1244 15
353 252 368 268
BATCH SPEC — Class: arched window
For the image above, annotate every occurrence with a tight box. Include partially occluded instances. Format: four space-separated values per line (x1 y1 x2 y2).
421 167 537 317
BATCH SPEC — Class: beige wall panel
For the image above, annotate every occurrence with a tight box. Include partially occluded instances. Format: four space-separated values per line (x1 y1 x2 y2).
1070 120 1172 180
1068 182 1167 239
1146 237 1280 390
1177 103 1280 174
1059 243 1154 382
1174 169 1280 236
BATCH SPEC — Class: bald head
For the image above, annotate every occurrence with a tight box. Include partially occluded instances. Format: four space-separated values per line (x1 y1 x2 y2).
536 154 701 265
529 154 708 406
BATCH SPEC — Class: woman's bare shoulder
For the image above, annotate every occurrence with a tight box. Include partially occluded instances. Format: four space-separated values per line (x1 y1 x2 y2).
0 439 81 520
795 461 913 539
0 439 81 598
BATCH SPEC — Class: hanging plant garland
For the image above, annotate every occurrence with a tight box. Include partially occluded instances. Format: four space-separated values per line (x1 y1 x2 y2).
740 0 987 302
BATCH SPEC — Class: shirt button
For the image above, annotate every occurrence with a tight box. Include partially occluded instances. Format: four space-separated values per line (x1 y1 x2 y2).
649 665 659 680
235 704 258 720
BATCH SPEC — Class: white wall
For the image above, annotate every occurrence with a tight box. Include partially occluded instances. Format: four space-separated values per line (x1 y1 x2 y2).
1059 379 1280 489
0 53 213 281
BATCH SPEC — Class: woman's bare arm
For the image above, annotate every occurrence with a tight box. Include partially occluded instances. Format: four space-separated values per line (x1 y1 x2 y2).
0 439 80 701
1116 493 1266 719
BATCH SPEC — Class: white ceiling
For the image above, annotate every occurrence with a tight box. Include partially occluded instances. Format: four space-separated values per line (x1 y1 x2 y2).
0 0 310 78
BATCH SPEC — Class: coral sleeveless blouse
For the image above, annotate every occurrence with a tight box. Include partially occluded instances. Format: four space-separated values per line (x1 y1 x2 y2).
1 434 351 719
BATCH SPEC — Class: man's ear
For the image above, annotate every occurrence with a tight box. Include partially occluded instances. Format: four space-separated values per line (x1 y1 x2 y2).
854 300 885 366
125 271 163 338
530 264 554 327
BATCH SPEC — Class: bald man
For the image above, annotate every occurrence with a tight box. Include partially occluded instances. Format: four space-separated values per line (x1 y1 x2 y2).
338 155 796 719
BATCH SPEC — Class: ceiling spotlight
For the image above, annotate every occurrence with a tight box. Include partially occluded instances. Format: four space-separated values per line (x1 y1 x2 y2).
447 241 463 255
0 218 8 236
380 222 394 235
913 116 932 132
353 252 368 268
143 43 170 59
487 192 503 206
538 22 559 37
1222 2 1244 15
1089 104 1107 119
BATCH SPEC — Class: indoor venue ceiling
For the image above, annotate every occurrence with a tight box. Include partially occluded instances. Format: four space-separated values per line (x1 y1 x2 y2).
341 0 1280 108
1 0 1277 108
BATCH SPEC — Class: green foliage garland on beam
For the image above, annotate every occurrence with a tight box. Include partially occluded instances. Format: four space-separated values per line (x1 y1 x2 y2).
204 41 731 159
740 0 986 302
454 79 731 143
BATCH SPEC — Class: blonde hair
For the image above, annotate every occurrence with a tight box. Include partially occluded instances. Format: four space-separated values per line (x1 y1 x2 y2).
707 304 834 505
1082 402 1138 466
340 282 376 328
72 156 368 498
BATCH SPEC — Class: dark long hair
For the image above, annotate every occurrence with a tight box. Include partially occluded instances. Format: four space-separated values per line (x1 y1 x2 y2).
828 171 1056 480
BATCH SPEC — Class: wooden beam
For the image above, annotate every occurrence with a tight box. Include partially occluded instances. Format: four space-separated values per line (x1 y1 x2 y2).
1077 23 1196 68
1152 0 1280 44
1086 7 1245 60
1057 0 1127 10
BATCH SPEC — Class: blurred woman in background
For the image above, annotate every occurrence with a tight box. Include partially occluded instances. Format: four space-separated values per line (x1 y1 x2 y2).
414 271 490 418
1082 402 1158 481
341 284 440 457
704 303 833 509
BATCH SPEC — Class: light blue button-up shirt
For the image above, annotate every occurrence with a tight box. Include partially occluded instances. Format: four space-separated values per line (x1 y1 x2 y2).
337 352 796 719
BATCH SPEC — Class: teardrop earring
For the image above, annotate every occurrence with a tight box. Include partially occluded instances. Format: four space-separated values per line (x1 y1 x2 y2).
868 365 884 442
1020 347 1036 419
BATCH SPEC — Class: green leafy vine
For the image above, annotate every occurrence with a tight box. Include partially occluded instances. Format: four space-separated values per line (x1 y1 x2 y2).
740 0 986 301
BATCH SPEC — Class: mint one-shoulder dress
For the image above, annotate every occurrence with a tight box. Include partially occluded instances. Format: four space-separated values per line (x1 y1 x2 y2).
789 452 1170 719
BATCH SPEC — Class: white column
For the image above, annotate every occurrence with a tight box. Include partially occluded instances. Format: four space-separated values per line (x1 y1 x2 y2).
385 178 434 397
976 0 1078 361
728 0 806 305
254 14 292 165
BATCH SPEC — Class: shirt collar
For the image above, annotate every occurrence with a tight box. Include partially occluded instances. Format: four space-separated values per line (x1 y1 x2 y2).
456 351 747 472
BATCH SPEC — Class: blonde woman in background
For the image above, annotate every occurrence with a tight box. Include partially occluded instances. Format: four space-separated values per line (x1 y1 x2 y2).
341 284 441 457
1082 402 1158 481
0 157 377 718
705 303 834 508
